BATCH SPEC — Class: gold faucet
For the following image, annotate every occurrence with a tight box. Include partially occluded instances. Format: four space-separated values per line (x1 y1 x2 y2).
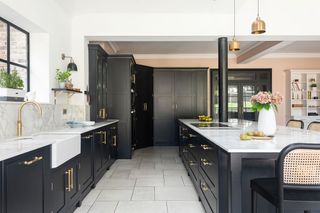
17 101 43 137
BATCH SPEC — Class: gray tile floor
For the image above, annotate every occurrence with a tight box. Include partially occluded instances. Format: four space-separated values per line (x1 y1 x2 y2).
74 146 205 213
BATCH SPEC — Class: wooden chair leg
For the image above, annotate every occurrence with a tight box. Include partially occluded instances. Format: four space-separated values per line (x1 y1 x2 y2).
251 189 257 213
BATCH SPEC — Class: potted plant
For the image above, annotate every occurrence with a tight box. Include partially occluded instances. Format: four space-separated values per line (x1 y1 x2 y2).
0 69 25 101
55 69 71 88
250 91 283 136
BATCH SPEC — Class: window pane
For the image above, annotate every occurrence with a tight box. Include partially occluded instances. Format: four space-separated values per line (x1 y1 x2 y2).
10 65 27 91
0 20 7 61
0 61 7 71
10 26 27 66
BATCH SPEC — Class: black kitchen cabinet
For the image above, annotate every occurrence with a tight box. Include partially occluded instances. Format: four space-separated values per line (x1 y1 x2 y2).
135 64 154 149
50 156 80 213
154 68 208 146
2 146 50 213
89 44 108 122
107 55 136 158
179 122 221 213
107 124 118 163
78 133 94 200
211 69 272 121
93 128 107 182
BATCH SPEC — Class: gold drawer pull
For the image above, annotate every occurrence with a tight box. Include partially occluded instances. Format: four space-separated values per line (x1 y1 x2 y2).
112 135 117 146
189 134 197 138
188 144 196 148
189 161 197 166
23 156 43 165
65 170 71 192
201 182 209 191
202 161 213 166
81 135 93 139
182 149 188 153
70 168 74 190
96 131 107 144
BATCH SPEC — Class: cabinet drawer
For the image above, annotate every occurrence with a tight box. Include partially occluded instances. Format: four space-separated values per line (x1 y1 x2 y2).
199 174 218 213
199 164 218 198
199 142 218 164
188 152 199 183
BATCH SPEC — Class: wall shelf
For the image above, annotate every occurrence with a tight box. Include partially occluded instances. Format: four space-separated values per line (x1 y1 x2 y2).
51 88 83 104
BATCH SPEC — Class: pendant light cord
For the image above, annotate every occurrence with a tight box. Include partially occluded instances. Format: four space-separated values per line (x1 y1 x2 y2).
257 0 260 17
233 0 236 38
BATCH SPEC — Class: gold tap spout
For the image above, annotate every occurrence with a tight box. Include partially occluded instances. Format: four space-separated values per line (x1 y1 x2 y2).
17 101 43 137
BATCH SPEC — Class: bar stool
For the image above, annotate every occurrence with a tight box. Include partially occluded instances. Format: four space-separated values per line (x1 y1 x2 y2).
251 143 320 213
307 121 320 132
286 119 304 129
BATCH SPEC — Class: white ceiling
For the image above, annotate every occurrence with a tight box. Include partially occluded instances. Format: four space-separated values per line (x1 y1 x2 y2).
54 0 245 14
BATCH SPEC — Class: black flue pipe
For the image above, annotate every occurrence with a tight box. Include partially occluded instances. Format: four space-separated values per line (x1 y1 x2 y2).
218 37 228 122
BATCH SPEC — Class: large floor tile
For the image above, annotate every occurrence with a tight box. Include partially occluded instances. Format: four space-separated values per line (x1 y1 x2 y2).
167 201 205 213
181 175 193 186
164 169 187 176
82 190 101 206
129 169 164 178
115 201 167 213
110 169 131 179
95 178 136 190
164 176 184 186
155 186 198 201
136 177 164 187
88 201 118 213
131 187 155 201
74 205 91 213
97 190 133 201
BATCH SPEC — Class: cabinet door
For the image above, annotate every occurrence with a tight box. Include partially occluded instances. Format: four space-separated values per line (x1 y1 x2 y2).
4 148 49 213
153 71 175 146
50 167 68 213
66 160 80 208
79 133 94 192
135 64 154 149
101 127 111 166
108 124 118 160
93 130 104 178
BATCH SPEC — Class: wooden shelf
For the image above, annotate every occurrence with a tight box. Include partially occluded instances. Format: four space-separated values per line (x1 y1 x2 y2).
51 88 83 104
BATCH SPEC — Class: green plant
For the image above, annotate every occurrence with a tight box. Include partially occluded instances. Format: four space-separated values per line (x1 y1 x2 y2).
0 69 24 89
55 69 71 82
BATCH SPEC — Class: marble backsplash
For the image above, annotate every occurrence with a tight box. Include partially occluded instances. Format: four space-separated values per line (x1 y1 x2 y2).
0 102 85 140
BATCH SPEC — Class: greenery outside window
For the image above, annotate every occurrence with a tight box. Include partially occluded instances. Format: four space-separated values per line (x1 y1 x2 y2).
0 17 29 91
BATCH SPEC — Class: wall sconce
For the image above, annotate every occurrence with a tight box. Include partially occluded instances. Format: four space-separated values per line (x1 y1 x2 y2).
61 53 78 71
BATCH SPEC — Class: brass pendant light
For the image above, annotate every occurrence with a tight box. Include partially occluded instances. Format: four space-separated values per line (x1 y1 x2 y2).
229 0 240 51
251 0 266 34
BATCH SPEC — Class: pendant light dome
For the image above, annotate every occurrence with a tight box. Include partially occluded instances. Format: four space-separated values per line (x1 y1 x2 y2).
251 0 266 34
229 0 240 51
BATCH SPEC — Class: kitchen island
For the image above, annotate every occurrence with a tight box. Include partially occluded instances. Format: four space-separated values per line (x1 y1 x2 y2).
178 119 320 213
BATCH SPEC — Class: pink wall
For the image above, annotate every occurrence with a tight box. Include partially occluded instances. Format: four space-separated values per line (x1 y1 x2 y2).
136 57 320 125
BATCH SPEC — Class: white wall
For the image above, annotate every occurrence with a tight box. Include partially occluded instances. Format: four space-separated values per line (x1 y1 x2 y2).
0 0 72 103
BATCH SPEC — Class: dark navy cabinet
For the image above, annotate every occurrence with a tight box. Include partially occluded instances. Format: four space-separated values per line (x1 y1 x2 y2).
2 146 50 213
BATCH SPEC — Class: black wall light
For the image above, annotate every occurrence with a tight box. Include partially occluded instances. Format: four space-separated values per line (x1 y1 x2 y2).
61 53 78 71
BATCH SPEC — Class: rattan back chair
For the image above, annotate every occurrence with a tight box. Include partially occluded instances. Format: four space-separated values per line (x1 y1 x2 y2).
286 119 304 129
251 143 320 213
307 121 320 132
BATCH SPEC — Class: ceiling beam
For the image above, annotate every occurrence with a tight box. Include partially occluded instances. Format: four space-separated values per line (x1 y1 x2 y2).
236 41 293 64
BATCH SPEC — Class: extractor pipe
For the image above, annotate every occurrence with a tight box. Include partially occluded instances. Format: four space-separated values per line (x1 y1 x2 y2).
218 37 228 122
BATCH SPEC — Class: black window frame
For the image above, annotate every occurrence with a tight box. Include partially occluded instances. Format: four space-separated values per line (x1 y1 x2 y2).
0 17 30 91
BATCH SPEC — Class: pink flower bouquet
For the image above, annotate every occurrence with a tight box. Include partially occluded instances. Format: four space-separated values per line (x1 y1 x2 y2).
250 91 283 112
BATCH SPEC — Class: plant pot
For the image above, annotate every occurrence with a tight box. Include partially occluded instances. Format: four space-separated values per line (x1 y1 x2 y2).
59 82 66 88
257 108 276 136
0 88 26 102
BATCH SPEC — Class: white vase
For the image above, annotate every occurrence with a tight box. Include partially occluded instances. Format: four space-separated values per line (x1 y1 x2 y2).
257 108 277 136
59 82 66 88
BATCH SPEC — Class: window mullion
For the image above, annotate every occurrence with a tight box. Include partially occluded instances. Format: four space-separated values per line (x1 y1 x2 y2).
7 23 10 74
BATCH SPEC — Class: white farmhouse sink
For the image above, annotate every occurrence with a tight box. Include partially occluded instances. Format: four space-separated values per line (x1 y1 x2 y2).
33 133 81 168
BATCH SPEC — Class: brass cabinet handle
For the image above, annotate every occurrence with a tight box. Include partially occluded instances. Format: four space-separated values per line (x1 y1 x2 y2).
65 170 71 192
201 144 212 150
96 131 107 144
143 103 148 111
101 108 107 119
81 135 93 139
70 168 74 190
112 135 117 147
201 182 209 191
23 156 43 165
202 161 213 166
189 134 197 138
189 161 197 166
188 144 196 148
182 149 188 153
98 109 102 118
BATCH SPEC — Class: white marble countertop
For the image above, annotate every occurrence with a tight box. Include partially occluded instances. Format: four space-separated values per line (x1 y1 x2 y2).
0 120 119 161
179 119 320 153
